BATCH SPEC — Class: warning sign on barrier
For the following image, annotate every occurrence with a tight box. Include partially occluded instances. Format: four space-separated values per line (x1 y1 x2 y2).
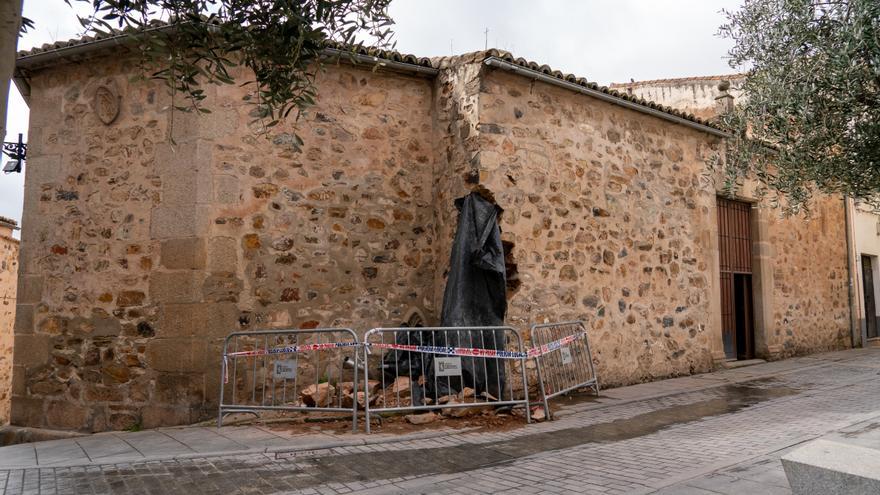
435 356 462 377
560 347 573 365
273 359 297 379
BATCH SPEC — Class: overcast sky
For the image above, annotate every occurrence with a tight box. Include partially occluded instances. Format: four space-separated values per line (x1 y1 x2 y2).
2 0 743 232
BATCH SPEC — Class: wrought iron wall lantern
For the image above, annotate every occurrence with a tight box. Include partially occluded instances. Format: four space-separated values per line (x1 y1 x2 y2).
2 133 26 174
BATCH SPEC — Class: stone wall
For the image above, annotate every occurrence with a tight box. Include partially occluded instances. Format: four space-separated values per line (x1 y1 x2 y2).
430 55 486 311
477 69 720 386
613 73 851 361
12 56 438 431
0 219 18 424
11 50 852 430
763 196 851 356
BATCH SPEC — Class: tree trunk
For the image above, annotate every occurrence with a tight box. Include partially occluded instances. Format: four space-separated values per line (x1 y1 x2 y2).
0 0 24 143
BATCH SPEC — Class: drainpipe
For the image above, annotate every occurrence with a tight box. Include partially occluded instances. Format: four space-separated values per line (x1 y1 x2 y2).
844 195 861 348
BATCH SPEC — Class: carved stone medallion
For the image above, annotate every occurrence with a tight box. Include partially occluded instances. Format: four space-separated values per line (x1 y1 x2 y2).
94 85 120 125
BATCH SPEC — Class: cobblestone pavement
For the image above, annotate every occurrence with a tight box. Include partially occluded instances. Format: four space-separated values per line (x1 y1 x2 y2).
2 348 879 494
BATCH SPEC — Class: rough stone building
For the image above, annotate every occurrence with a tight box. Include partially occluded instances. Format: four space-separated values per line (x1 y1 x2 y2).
8 35 851 432
0 217 19 424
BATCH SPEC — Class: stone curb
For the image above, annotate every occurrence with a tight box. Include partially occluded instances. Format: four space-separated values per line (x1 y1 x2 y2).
0 425 87 446
15 428 471 469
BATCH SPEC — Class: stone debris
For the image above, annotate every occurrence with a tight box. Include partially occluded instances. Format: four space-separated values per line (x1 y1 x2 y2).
530 406 547 422
480 391 498 401
341 388 381 408
405 412 439 425
442 401 494 418
300 383 336 407
366 380 381 395
390 376 411 398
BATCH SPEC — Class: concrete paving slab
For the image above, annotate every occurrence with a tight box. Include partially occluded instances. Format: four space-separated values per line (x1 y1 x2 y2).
159 427 246 453
33 438 89 466
212 426 292 449
653 485 719 495
0 442 36 469
74 434 140 462
121 430 195 457
686 473 792 495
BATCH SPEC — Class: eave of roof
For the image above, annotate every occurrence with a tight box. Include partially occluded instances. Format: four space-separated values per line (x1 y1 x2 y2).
610 73 745 89
15 24 435 71
15 29 726 135
477 50 726 135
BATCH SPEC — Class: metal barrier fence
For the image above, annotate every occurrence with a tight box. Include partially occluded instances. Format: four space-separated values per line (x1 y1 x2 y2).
362 326 531 433
531 320 599 420
218 328 360 430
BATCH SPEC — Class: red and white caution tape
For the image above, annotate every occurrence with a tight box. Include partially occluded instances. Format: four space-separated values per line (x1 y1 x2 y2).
221 332 588 383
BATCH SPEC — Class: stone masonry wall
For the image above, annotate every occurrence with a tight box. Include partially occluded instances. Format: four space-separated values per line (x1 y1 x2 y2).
0 222 18 424
613 74 851 360
476 69 719 387
12 57 437 431
13 59 172 431
763 196 850 356
12 50 851 431
430 56 485 309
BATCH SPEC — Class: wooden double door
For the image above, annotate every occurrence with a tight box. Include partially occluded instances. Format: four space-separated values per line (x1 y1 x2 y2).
717 198 755 360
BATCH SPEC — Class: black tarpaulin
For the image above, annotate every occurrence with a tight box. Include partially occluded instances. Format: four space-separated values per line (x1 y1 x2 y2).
440 192 507 327
431 192 508 400
382 192 510 405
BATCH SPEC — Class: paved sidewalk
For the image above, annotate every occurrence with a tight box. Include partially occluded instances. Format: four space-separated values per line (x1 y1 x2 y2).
0 347 878 494
0 348 838 470
0 424 471 470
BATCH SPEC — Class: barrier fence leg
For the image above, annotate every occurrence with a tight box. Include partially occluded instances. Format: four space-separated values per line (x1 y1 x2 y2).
364 346 371 434
521 356 532 424
535 357 551 421
352 352 359 432
218 356 226 428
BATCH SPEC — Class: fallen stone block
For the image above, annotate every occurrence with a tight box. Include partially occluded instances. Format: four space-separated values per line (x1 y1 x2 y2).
530 406 546 422
405 412 438 425
390 376 411 398
300 383 336 407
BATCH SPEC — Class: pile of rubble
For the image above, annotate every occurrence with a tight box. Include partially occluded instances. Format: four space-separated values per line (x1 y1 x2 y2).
297 376 545 427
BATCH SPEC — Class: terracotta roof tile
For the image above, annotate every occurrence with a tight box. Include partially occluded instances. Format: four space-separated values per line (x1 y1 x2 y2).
16 22 434 69
479 50 723 130
609 73 745 88
17 28 722 131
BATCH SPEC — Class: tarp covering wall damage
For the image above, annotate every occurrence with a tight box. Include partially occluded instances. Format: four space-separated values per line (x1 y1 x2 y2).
436 192 508 399
382 192 509 403
440 192 508 328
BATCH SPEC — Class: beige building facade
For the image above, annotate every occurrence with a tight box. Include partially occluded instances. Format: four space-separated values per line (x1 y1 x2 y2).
849 201 880 347
0 217 18 425
8 39 852 432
